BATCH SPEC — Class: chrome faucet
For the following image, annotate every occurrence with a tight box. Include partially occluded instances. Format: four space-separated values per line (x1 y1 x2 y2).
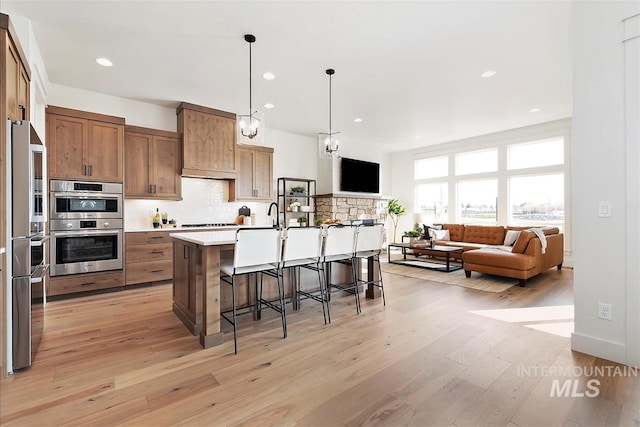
267 202 279 228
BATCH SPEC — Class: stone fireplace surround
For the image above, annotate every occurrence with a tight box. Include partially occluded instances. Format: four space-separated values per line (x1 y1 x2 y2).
315 194 388 225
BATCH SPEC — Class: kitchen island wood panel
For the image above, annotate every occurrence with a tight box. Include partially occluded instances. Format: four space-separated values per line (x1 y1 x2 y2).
171 231 237 348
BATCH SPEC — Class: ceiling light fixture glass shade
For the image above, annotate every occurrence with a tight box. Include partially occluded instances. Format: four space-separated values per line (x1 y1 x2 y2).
238 34 264 145
318 69 339 159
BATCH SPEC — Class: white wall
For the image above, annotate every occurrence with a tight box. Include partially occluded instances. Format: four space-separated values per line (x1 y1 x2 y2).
48 84 177 131
571 0 640 366
316 140 392 197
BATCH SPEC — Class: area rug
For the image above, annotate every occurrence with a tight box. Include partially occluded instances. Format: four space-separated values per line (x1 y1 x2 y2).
380 261 518 293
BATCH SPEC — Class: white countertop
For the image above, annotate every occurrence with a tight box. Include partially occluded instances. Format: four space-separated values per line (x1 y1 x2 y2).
170 230 238 246
126 224 273 233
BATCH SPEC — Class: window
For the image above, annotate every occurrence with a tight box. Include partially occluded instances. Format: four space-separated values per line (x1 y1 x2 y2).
415 156 447 179
508 138 564 170
457 179 497 223
455 149 497 175
416 182 448 223
509 174 564 229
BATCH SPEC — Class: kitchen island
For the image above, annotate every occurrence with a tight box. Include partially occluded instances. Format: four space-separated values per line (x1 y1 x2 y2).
170 230 237 348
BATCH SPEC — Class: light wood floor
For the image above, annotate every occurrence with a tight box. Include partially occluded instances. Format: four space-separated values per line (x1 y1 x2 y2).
1 269 638 426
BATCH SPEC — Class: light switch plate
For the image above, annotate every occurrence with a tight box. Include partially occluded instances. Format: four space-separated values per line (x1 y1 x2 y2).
598 201 612 217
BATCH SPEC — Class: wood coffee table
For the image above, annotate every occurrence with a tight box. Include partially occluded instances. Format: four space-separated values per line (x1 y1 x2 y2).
387 243 464 272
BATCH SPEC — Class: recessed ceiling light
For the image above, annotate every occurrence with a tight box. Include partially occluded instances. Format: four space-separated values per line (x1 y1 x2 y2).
264 103 275 109
529 107 541 113
481 70 496 78
262 72 276 80
353 118 363 123
96 57 113 67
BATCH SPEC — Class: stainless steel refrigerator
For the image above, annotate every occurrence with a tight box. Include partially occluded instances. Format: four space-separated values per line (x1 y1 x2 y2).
7 118 49 371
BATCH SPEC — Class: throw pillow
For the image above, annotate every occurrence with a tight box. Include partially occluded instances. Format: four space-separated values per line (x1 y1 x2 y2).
503 230 521 246
422 224 442 240
432 229 450 241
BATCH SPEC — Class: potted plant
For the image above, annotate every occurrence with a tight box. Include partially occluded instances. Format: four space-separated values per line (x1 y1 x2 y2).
152 211 161 228
387 199 407 243
403 228 422 245
290 186 307 195
161 212 169 224
298 216 308 227
289 200 301 212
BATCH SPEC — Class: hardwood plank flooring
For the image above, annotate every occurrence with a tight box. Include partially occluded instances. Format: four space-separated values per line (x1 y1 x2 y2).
1 268 638 426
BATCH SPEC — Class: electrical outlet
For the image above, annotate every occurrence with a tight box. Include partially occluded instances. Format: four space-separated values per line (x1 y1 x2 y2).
598 303 612 320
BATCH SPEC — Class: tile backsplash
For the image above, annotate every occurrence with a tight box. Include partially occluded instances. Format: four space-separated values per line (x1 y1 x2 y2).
124 177 272 229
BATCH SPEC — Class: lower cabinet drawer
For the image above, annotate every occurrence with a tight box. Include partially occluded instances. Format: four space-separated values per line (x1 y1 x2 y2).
126 259 172 285
48 271 125 296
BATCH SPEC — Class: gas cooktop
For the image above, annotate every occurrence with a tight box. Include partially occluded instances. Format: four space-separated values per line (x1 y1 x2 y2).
181 223 237 228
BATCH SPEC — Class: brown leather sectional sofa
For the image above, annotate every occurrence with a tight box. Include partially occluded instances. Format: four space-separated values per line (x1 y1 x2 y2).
413 224 564 286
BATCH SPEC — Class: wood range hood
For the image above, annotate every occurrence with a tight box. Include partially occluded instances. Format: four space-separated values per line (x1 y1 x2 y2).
177 102 239 181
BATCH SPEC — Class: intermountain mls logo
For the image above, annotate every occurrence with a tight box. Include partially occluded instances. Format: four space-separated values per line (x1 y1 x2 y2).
517 365 638 398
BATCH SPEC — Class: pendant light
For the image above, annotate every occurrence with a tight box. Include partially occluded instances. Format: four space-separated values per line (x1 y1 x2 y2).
237 34 264 145
318 68 340 159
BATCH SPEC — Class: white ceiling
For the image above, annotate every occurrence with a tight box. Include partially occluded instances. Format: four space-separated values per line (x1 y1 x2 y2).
1 1 572 153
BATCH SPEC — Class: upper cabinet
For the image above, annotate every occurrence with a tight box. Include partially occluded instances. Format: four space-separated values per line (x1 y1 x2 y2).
235 145 273 201
176 102 237 179
3 18 30 122
125 125 182 200
46 106 125 183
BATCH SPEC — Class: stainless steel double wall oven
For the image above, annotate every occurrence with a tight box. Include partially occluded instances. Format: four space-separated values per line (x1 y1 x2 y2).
49 180 123 276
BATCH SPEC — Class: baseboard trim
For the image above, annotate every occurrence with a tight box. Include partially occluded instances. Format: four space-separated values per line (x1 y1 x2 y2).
571 332 628 365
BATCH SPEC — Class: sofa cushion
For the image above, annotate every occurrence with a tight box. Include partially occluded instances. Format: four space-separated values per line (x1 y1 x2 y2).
512 230 535 254
462 225 506 245
440 224 465 242
463 248 537 270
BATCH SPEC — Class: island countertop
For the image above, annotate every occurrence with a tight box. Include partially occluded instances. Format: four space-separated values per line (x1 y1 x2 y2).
169 230 237 245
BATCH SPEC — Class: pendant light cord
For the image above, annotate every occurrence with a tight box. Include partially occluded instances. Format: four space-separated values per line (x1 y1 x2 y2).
249 41 252 115
329 72 332 134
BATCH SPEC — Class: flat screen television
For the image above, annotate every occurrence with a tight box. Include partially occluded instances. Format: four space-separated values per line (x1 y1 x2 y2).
339 157 380 193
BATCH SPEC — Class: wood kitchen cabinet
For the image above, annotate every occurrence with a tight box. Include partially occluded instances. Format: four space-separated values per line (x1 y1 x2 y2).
46 106 125 183
48 270 124 297
177 102 237 179
125 125 181 200
125 231 173 285
235 145 273 201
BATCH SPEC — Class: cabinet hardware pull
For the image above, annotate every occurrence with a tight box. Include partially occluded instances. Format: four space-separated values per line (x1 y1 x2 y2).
183 245 189 259
153 184 157 193
150 236 163 239
149 185 152 193
88 165 93 176
150 250 163 254
151 269 164 273
80 282 96 286
83 165 87 175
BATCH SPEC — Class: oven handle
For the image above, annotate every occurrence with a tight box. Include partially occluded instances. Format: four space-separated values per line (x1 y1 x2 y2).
51 229 122 238
30 264 50 284
51 192 122 200
30 235 50 247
